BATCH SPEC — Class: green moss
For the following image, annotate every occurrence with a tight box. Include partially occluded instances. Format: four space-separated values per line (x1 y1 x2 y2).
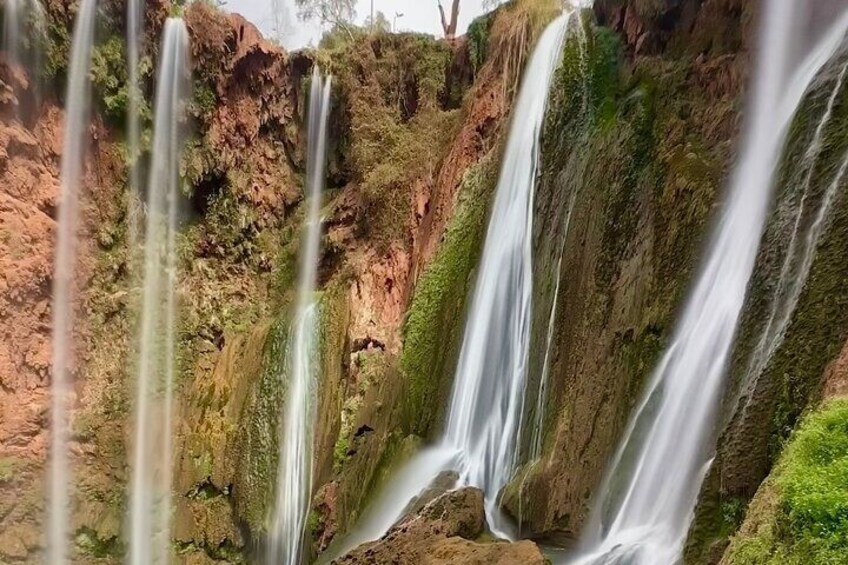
232 315 291 536
0 457 21 484
74 526 123 559
189 79 218 123
724 400 848 564
399 152 499 437
175 539 245 563
467 12 494 72
89 36 129 124
333 434 351 473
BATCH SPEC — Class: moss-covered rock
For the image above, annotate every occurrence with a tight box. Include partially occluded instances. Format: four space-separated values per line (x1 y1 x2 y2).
721 400 848 565
399 152 499 438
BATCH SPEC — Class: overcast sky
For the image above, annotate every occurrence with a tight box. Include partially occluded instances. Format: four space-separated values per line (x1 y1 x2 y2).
221 0 492 50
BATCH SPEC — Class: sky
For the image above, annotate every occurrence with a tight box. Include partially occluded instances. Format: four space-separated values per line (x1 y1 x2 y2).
221 0 492 50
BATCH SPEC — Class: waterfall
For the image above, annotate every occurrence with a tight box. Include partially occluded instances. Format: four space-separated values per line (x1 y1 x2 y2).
127 18 190 565
266 67 331 565
1 0 46 109
443 11 570 538
46 0 97 560
2 0 21 67
571 3 848 564
324 14 574 557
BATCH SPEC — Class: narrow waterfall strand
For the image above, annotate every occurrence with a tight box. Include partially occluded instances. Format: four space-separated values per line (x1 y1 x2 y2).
47 0 97 560
442 12 570 537
266 68 332 565
128 18 190 565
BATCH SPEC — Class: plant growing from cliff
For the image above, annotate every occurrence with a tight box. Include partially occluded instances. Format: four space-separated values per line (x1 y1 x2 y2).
89 36 153 126
0 457 20 484
725 400 848 564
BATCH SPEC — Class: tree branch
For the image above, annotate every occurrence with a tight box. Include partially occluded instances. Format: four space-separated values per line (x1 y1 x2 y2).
438 2 450 36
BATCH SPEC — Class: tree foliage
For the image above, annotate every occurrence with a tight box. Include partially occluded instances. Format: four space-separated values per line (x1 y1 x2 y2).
295 0 356 29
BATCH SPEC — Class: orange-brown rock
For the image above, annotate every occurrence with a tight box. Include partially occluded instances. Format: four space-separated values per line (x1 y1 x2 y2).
334 487 545 564
822 338 848 400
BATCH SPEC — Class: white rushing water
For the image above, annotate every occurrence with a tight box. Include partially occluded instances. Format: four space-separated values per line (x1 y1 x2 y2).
571 3 848 564
266 67 331 565
324 14 574 557
1 0 46 107
46 0 97 560
128 18 190 565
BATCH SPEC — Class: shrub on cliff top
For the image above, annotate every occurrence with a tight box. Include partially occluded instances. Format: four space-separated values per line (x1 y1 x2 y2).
324 31 460 242
486 0 560 98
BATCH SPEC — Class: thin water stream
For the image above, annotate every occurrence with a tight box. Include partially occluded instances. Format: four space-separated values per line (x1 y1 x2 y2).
127 18 190 565
127 0 142 252
266 67 332 565
738 59 848 416
46 0 97 560
1 0 46 117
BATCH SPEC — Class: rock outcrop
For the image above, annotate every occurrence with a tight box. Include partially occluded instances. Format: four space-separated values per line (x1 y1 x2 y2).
334 488 546 565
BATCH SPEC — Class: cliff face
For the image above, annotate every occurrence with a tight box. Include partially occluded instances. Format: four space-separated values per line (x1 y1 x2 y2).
504 2 848 564
3 0 848 563
0 90 64 562
687 35 848 565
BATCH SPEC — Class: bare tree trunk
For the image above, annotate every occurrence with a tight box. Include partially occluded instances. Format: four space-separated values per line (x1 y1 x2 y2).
438 0 460 40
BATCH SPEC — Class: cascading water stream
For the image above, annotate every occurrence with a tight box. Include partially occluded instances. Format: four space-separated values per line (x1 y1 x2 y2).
47 0 97 560
571 3 848 564
266 67 331 565
127 18 190 565
2 0 21 66
1 0 46 112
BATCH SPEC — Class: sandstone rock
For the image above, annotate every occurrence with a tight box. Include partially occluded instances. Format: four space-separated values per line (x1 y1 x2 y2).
334 487 545 564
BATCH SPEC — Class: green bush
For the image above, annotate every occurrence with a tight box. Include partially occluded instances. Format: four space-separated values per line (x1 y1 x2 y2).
780 400 848 551
725 400 848 564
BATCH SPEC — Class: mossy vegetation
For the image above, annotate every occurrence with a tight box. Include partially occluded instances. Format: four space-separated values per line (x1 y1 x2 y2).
74 526 124 559
399 152 500 437
232 315 291 536
723 400 848 564
0 457 22 484
509 6 736 537
90 35 153 126
318 31 462 243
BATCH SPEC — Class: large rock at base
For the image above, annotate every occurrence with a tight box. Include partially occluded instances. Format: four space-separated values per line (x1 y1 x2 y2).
333 487 546 564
